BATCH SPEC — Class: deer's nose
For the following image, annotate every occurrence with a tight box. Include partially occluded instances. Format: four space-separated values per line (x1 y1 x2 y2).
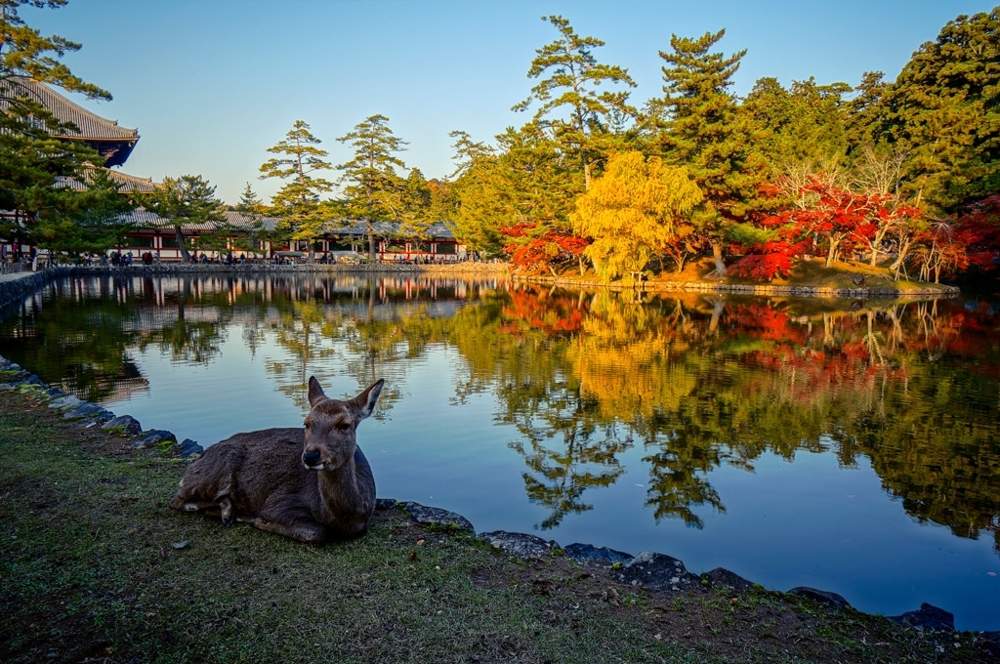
302 450 321 467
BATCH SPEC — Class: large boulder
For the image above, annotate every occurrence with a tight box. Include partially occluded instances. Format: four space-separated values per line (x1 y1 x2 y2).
402 502 475 533
611 551 700 591
480 530 559 558
887 602 955 632
563 542 632 568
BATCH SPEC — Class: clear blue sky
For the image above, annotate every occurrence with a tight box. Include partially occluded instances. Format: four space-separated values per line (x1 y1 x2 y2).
35 0 998 204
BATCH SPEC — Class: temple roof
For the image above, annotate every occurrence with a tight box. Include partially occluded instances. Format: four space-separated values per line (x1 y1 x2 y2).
56 166 159 193
1 77 140 167
118 211 455 239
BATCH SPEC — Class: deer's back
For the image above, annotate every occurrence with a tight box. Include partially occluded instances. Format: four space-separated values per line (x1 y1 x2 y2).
178 427 312 512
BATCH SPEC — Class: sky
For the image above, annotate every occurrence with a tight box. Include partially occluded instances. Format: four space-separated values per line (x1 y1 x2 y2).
33 0 999 205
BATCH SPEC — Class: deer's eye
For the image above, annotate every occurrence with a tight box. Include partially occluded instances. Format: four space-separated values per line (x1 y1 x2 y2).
338 422 351 433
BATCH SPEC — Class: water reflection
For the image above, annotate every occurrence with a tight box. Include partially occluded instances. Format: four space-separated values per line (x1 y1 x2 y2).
1 274 998 557
486 287 1000 554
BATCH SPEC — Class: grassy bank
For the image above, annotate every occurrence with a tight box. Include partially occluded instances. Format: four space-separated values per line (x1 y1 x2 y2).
0 379 993 663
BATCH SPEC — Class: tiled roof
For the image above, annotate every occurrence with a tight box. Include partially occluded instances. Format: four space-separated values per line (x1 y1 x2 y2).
56 166 159 193
0 77 139 166
325 220 455 239
119 210 454 239
125 209 279 233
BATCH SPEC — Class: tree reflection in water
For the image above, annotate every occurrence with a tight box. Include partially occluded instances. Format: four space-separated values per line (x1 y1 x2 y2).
487 286 1000 551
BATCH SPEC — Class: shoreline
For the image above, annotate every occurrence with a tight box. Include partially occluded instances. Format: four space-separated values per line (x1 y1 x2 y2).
0 262 961 314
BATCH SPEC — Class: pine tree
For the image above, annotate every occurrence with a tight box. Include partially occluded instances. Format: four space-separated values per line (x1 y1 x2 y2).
0 0 127 253
647 29 763 276
336 114 407 259
233 183 269 257
513 14 636 190
259 120 333 261
143 175 225 262
880 7 1000 212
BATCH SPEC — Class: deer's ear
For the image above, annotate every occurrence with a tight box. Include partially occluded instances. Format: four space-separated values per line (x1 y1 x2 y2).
307 376 326 406
357 379 384 420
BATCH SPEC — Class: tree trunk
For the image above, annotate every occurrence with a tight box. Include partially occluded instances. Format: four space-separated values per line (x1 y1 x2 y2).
888 237 911 280
711 242 727 277
708 299 725 333
825 239 838 268
174 225 190 262
366 222 377 260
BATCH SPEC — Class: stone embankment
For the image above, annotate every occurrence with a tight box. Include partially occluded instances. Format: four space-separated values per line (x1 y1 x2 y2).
519 273 960 299
1 351 991 644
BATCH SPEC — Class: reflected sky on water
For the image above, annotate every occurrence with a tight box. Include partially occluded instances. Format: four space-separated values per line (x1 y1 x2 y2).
1 272 998 630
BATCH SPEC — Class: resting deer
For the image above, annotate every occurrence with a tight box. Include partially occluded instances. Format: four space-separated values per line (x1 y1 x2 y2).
169 377 384 544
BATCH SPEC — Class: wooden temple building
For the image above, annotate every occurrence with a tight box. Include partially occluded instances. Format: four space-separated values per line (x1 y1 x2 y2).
2 78 464 263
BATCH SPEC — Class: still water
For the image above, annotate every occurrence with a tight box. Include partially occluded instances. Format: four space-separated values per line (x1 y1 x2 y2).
1 273 998 630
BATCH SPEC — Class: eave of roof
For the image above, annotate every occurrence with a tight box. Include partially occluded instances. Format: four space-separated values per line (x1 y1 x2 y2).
0 76 139 142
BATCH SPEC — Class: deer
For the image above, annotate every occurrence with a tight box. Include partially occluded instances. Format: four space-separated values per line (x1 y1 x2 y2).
169 376 384 544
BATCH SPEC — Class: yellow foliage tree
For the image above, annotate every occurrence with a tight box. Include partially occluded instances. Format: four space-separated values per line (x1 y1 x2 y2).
572 151 702 283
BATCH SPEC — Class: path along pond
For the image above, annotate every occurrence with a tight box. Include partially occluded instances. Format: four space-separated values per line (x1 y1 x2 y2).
1 271 998 630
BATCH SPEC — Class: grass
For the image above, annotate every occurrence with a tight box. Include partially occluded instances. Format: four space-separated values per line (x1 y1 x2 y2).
0 381 993 663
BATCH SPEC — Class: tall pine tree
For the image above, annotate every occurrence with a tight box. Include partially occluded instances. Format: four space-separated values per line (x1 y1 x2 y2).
513 15 637 191
336 114 407 259
259 120 333 261
647 29 763 276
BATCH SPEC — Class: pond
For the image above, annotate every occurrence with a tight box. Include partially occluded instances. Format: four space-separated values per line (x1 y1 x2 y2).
1 272 998 630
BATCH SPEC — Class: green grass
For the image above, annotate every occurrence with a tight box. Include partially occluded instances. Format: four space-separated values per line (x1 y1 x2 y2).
0 385 992 663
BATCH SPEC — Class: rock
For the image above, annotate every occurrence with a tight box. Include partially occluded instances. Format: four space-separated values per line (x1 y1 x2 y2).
789 587 852 611
611 551 700 591
703 567 755 591
130 429 176 450
402 502 475 533
47 394 82 411
374 498 400 511
563 542 632 568
480 530 558 558
102 415 143 437
0 357 20 372
887 602 955 632
176 439 203 458
64 401 112 421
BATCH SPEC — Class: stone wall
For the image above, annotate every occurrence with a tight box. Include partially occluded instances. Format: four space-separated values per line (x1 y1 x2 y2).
0 268 69 312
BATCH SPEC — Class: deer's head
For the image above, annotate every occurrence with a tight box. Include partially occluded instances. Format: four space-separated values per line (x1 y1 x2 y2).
301 377 383 471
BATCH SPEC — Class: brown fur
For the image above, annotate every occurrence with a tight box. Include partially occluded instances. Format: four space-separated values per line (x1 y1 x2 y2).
169 377 384 544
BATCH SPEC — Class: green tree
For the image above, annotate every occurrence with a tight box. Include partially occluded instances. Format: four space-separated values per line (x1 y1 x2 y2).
647 29 763 276
741 76 851 178
143 174 225 262
232 182 270 257
572 151 702 283
0 0 109 97
259 120 334 261
880 7 1000 212
0 0 118 253
451 124 583 269
512 14 636 190
399 167 433 238
446 130 506 257
37 168 137 258
336 114 407 259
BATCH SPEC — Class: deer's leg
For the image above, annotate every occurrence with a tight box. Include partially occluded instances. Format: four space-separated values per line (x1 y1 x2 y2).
253 500 327 545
